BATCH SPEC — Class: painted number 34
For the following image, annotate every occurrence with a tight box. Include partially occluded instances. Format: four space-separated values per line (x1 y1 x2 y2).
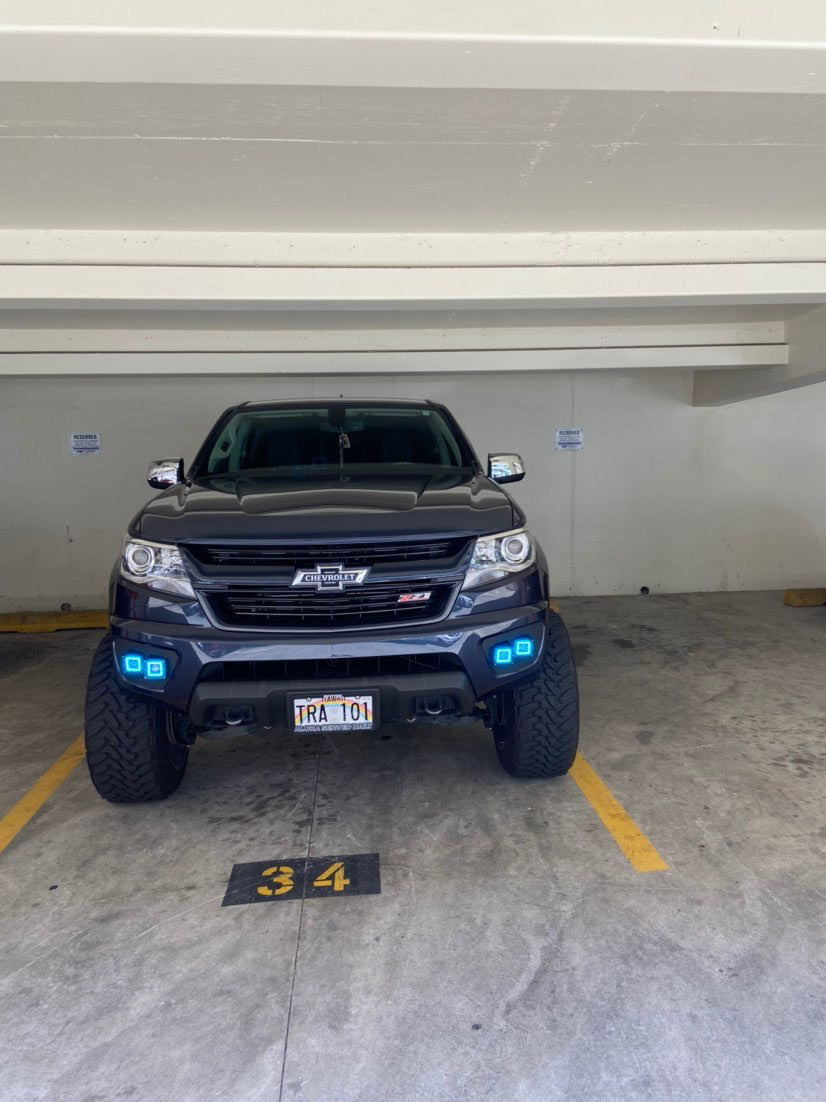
256 861 351 897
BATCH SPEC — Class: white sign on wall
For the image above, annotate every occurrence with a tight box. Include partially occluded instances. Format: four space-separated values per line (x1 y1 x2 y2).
69 432 102 456
555 428 584 451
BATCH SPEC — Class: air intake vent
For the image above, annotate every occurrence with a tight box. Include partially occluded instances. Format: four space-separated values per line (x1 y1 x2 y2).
186 537 469 571
206 583 455 629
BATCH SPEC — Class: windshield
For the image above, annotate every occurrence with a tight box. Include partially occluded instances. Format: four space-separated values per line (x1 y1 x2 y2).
197 405 475 477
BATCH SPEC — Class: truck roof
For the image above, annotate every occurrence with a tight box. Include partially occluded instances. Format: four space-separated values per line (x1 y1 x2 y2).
238 397 435 411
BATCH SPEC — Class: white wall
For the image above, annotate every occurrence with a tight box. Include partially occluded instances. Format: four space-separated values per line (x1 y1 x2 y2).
2 368 825 612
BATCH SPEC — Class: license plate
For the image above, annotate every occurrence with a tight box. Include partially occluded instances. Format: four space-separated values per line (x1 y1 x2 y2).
291 693 375 732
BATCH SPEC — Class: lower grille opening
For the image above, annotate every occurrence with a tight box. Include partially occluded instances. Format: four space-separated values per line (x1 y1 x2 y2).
198 653 464 683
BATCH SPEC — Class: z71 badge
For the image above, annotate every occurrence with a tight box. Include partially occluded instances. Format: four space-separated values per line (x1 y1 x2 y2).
397 591 431 604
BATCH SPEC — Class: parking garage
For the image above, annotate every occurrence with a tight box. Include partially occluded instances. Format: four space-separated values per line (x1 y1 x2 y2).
2 6 826 1101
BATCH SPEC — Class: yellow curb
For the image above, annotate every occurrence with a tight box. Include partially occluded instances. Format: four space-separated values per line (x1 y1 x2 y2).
0 610 108 633
783 589 826 608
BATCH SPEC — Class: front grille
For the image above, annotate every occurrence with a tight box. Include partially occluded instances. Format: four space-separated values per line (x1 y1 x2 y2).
206 582 455 629
199 653 463 682
186 537 469 570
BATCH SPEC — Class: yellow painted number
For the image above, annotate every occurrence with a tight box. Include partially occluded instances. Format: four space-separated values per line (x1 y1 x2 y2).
257 865 295 897
313 861 350 892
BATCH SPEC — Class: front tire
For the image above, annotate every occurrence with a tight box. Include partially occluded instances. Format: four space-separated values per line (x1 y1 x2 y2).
85 636 189 803
491 612 579 778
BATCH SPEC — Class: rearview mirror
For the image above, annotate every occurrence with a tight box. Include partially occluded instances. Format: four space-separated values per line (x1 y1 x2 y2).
147 458 184 489
488 453 525 484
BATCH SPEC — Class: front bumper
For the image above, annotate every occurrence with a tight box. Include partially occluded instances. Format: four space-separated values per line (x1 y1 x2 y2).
109 572 548 728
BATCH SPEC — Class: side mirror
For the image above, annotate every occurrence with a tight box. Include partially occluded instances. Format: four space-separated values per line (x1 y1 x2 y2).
147 458 184 489
487 453 525 484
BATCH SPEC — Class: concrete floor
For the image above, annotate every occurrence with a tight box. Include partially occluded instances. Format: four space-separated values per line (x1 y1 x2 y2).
1 592 825 1102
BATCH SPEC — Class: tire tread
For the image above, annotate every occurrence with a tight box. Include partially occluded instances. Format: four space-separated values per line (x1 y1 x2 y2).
84 636 187 803
494 612 580 778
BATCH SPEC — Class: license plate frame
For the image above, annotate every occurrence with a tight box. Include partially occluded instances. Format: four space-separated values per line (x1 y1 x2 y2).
289 691 378 733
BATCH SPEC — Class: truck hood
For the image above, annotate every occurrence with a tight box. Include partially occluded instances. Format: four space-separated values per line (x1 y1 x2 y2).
134 471 520 543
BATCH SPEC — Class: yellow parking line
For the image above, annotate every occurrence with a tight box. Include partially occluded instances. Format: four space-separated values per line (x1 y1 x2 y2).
570 752 669 872
0 736 86 856
0 738 667 869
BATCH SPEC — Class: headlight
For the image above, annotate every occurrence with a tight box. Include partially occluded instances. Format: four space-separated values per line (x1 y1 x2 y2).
462 527 535 590
120 537 195 599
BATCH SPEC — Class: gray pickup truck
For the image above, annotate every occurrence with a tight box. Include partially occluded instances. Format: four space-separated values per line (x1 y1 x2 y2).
85 398 579 801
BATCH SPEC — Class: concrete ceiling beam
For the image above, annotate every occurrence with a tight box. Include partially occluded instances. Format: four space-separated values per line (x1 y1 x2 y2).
2 17 826 93
2 263 826 312
0 345 789 378
0 320 787 355
2 231 826 269
694 305 826 405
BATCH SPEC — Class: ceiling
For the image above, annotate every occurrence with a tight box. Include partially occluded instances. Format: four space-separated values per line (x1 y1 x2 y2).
1 5 825 404
2 84 826 235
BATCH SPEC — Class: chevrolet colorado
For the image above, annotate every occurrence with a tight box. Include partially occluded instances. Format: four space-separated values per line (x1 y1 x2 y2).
85 398 579 801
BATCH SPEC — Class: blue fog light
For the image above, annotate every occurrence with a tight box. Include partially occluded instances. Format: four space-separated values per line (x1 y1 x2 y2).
122 653 143 675
493 646 513 667
144 658 167 680
514 638 534 658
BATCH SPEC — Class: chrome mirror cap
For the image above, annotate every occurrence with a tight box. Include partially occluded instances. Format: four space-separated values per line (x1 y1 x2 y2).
147 458 184 490
487 453 525 484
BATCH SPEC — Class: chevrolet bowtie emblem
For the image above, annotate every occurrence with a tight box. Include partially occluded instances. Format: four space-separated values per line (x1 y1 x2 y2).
291 563 371 591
